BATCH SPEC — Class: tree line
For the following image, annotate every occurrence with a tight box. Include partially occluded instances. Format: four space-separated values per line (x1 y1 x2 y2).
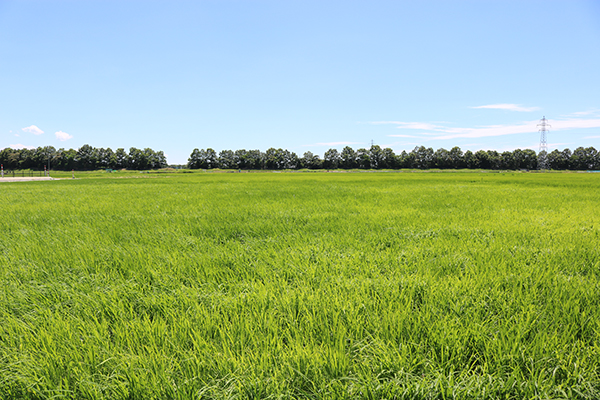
2 144 598 171
189 145 600 171
0 145 167 171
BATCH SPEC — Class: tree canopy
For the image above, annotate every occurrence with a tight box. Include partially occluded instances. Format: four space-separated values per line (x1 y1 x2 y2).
186 145 600 171
0 145 167 171
3 144 598 171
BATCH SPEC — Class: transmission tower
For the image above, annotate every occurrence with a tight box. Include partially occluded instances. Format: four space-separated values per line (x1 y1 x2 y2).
537 116 550 170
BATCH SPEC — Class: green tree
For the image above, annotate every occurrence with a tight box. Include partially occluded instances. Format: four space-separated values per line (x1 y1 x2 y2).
513 149 537 170
0 148 19 170
265 148 286 169
302 151 322 169
449 146 464 168
474 150 490 169
411 146 434 169
340 146 357 169
76 144 96 170
188 148 218 169
369 145 384 169
219 150 236 169
499 151 514 169
487 150 501 170
205 148 218 169
571 147 598 170
56 148 77 170
382 148 397 169
463 150 477 169
323 148 340 169
246 150 264 169
356 148 371 169
188 148 202 169
397 150 410 168
287 152 300 169
33 146 57 171
115 148 128 169
128 147 147 170
143 148 166 169
433 148 451 169
96 148 115 169
234 149 248 169
154 151 167 169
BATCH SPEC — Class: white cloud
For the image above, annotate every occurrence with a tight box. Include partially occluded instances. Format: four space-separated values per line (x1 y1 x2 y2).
22 125 44 135
10 143 36 150
551 118 600 130
55 131 73 141
379 117 600 140
387 134 421 138
309 141 362 146
14 134 20 137
372 121 443 131
430 121 539 140
568 109 600 117
471 104 540 112
383 141 425 148
584 135 600 139
392 142 423 147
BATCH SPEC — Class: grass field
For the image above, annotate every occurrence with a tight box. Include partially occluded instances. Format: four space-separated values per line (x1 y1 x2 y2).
0 171 599 399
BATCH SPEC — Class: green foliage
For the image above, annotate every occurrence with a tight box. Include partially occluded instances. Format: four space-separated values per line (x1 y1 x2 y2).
0 172 599 399
0 146 167 171
184 146 600 171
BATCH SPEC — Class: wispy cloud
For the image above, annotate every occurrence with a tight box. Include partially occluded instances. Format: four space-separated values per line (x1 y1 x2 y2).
388 134 422 138
10 143 36 150
471 104 540 112
551 118 600 130
569 109 600 117
55 131 73 141
309 141 362 147
383 140 421 147
22 125 44 135
378 117 600 140
371 121 442 131
584 135 600 139
429 121 538 140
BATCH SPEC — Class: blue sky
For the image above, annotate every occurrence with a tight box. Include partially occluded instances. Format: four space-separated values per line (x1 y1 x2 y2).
1 0 599 164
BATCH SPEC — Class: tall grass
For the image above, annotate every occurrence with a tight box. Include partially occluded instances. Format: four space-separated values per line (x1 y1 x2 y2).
0 172 599 399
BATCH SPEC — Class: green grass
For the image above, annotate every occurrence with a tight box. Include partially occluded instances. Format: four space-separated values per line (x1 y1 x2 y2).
0 172 599 399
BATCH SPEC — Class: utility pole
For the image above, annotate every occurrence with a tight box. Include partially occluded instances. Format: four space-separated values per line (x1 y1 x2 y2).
537 116 550 170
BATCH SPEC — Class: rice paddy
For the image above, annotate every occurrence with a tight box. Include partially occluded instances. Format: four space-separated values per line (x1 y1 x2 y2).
0 171 599 399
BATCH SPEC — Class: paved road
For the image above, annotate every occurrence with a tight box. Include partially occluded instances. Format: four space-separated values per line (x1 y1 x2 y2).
0 177 56 182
